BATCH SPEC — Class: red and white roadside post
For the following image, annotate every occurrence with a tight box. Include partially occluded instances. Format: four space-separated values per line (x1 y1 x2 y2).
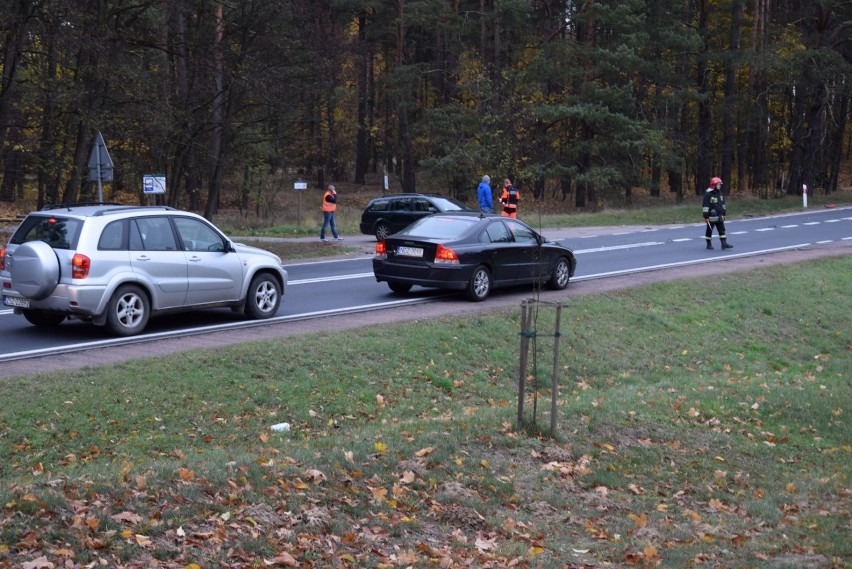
802 184 808 208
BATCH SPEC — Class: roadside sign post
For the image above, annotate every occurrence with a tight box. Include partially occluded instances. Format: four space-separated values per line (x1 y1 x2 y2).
294 180 308 226
143 174 167 202
803 184 808 208
88 132 115 203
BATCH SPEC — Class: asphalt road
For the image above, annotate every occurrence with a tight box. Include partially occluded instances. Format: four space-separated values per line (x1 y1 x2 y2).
1 209 850 379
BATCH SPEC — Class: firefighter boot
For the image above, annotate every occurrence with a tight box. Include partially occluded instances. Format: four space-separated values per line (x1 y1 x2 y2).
721 240 733 249
706 241 713 250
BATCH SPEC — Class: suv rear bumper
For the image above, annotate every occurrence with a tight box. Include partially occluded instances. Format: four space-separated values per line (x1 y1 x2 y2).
3 283 108 317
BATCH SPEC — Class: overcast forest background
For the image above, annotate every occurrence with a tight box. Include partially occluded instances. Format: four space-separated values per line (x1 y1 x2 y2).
0 0 850 221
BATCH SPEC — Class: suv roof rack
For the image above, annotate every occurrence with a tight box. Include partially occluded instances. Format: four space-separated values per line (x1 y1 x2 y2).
92 205 176 216
41 202 123 210
39 203 177 216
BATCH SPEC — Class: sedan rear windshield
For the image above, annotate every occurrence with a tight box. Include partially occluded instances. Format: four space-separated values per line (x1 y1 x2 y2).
428 196 468 211
401 216 478 239
11 215 82 250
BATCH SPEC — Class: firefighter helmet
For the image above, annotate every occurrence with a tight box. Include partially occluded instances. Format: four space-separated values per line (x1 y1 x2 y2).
710 177 723 187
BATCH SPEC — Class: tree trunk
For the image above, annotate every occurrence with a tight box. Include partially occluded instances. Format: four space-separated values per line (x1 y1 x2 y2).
354 12 369 184
721 0 742 194
695 0 712 195
204 2 226 219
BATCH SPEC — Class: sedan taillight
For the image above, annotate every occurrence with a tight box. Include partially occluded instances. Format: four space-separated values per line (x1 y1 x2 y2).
434 244 459 264
375 240 387 259
72 253 91 279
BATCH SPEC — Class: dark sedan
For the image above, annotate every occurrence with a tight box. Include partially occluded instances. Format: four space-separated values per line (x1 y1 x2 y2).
372 212 576 301
360 193 473 240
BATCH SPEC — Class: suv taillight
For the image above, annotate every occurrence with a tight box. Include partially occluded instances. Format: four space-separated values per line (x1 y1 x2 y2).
0 246 5 271
72 253 91 279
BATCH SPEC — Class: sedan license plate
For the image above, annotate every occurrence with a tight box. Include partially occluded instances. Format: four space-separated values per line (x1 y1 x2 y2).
396 246 424 258
3 295 30 308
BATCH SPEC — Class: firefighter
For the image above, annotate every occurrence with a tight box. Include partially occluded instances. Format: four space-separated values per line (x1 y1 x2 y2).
702 177 733 250
500 178 519 218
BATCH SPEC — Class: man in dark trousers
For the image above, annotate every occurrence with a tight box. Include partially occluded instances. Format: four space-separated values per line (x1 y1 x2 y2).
703 177 733 250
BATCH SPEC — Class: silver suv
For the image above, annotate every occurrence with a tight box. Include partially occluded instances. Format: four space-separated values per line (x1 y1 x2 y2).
0 204 288 336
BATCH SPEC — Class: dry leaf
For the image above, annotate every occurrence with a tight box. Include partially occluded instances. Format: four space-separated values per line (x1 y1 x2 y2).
305 469 326 484
264 552 299 566
21 557 54 569
370 486 388 502
111 511 144 525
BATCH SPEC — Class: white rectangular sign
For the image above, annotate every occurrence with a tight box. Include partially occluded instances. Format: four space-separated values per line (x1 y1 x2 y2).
143 174 166 194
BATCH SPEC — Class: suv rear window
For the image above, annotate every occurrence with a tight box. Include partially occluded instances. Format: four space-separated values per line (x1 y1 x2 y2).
11 215 82 250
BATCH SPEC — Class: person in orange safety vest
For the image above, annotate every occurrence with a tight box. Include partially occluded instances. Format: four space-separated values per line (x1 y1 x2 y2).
320 184 343 241
499 178 519 218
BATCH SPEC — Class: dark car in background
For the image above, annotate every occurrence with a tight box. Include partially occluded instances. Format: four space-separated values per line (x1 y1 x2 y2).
360 193 472 240
372 212 576 301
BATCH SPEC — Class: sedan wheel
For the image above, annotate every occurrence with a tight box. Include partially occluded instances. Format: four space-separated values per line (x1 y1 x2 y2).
547 257 571 290
106 285 150 336
466 266 491 302
245 273 281 319
388 281 412 294
375 222 391 241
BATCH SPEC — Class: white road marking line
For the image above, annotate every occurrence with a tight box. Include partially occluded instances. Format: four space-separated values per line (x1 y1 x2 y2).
575 241 663 255
290 272 374 285
570 244 812 282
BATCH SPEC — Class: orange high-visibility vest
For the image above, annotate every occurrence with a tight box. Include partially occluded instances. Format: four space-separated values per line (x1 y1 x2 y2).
500 186 518 217
322 190 337 212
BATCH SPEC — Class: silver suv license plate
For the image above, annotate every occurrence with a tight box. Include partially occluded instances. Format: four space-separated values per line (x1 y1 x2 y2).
3 295 30 308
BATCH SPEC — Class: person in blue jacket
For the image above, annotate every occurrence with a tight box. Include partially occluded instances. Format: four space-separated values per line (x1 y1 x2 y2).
477 175 493 213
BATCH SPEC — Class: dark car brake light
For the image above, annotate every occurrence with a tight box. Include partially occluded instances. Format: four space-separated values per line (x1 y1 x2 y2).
375 240 387 258
72 253 91 279
434 244 459 264
0 246 5 271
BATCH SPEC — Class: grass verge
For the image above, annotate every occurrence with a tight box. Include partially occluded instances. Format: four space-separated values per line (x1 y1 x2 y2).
0 257 849 567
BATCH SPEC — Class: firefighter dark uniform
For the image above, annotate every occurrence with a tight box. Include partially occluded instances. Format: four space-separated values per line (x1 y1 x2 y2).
500 180 519 218
702 177 733 250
